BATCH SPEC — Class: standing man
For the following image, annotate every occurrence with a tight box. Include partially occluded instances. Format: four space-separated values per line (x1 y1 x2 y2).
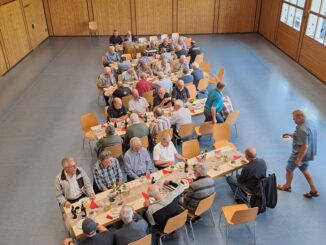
278 110 318 198
204 82 225 123
188 40 201 64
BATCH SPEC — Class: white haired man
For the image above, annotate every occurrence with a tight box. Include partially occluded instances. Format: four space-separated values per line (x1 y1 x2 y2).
170 99 192 134
128 89 149 116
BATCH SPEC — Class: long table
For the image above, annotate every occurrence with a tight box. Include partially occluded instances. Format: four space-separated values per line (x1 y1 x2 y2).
63 146 246 238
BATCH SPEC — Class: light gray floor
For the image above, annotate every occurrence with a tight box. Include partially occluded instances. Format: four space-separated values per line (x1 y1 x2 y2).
0 34 326 245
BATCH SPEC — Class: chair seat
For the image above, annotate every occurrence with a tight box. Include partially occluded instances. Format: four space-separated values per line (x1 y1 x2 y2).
221 204 248 225
194 126 201 136
85 131 95 141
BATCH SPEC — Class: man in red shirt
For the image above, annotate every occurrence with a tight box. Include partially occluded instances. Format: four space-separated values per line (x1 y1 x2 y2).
136 72 153 96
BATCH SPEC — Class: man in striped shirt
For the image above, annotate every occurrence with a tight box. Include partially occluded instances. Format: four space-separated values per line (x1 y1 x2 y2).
149 107 171 142
93 151 123 193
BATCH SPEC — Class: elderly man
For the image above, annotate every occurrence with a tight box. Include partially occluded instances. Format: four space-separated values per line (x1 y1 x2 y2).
175 44 187 58
191 62 204 89
153 56 171 76
118 56 132 74
159 38 174 53
160 48 173 63
182 164 215 213
144 181 184 231
114 205 148 245
55 157 95 208
154 72 173 92
105 46 120 65
109 29 123 45
107 97 128 122
136 73 153 96
95 125 123 157
137 52 151 67
174 55 189 72
124 137 156 180
93 151 123 192
112 80 132 99
122 67 138 82
179 67 194 84
137 61 153 77
123 113 149 149
98 67 116 105
188 40 202 64
170 99 192 133
204 82 225 123
226 148 267 202
147 40 159 53
128 89 149 116
153 133 184 169
172 80 190 103
153 87 171 108
278 110 318 198
149 107 171 142
176 36 187 51
124 30 137 42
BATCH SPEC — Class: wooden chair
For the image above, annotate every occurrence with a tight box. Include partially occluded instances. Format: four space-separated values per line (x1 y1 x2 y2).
194 54 204 64
174 123 195 144
161 34 168 40
214 141 237 151
128 234 152 245
155 209 190 245
96 78 104 105
104 144 123 159
220 204 258 245
210 67 225 84
187 84 197 100
171 33 179 39
140 135 149 149
188 192 217 242
155 128 173 144
199 61 211 74
212 123 231 142
104 106 109 121
194 121 214 139
88 21 98 36
182 139 201 159
149 36 158 41
225 110 239 136
138 37 147 43
142 90 154 108
80 113 98 149
122 53 132 61
197 78 209 92
122 95 133 109
185 38 192 48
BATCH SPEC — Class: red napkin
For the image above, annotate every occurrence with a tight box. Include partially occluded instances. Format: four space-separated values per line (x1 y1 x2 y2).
101 124 106 128
196 156 202 161
142 192 149 200
145 172 151 180
214 150 221 154
233 155 242 161
186 178 193 183
190 108 195 113
90 200 99 209
162 169 170 175
106 214 113 220
120 127 126 131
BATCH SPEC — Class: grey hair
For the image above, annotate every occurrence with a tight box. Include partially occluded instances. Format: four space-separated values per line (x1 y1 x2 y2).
192 62 199 69
130 137 142 148
292 109 306 120
120 205 134 224
174 99 184 107
130 113 140 124
61 157 75 168
194 164 208 176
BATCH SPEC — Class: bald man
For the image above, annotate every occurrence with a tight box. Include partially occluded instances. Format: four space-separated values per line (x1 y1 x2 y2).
107 98 128 122
226 147 267 203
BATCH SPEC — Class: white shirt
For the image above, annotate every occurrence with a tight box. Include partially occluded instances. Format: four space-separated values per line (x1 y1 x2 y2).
153 142 178 162
170 107 192 132
128 97 149 115
65 172 83 200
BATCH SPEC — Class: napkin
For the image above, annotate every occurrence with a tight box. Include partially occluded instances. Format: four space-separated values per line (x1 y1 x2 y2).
120 127 126 131
233 155 242 161
214 150 221 154
106 214 113 220
101 124 106 128
186 178 193 183
90 200 99 209
162 169 170 175
145 172 151 180
196 156 202 161
190 108 195 113
142 192 149 200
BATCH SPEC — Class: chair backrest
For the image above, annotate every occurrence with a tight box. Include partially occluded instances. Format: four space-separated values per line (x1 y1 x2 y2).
231 207 258 225
171 33 179 39
149 36 158 41
122 95 133 108
194 53 204 64
182 139 201 159
163 209 188 234
101 55 106 64
89 21 97 31
198 121 214 136
104 144 123 159
214 141 237 151
185 38 192 48
194 192 217 216
80 113 98 133
161 34 168 40
138 37 147 43
140 136 149 149
128 234 152 245
217 67 224 81
122 53 132 61
155 128 173 144
199 61 211 73
104 106 109 120
142 90 154 108
197 78 209 91
212 123 231 141
187 84 197 100
178 123 195 138
225 110 239 126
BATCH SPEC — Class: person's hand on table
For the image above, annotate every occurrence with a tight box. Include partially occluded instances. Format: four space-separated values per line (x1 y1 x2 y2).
143 199 151 207
212 118 217 124
89 193 95 200
62 237 74 245
64 201 71 208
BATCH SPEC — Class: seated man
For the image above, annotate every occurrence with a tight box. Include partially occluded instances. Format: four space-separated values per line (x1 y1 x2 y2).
118 56 132 74
107 97 128 122
158 38 174 53
204 82 225 123
144 181 184 231
191 62 204 89
137 52 151 67
95 125 123 157
98 66 116 105
114 205 148 245
182 164 215 213
124 30 137 42
136 72 153 96
226 147 267 202
174 55 189 72
175 44 187 59
128 89 149 116
153 87 172 108
170 99 192 134
137 61 153 77
149 107 171 142
123 113 149 149
122 67 138 82
105 46 120 65
160 48 173 63
93 151 123 192
153 56 171 76
172 80 190 103
188 40 201 64
153 133 184 169
147 40 159 53
109 29 123 45
153 72 173 92
124 137 156 180
112 80 132 99
179 67 194 84
175 37 187 51
55 157 95 208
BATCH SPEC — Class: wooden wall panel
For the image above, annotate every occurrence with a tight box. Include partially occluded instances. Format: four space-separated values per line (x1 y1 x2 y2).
92 0 132 35
135 0 173 35
42 0 53 35
47 0 89 36
299 37 326 83
0 42 8 75
177 0 215 34
259 0 281 43
22 0 48 49
276 23 300 59
0 0 30 67
218 0 257 33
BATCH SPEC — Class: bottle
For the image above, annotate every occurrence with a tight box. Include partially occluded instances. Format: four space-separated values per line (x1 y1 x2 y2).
81 203 86 218
144 113 148 123
124 120 128 128
151 176 156 184
114 122 117 128
71 205 77 219
184 159 188 173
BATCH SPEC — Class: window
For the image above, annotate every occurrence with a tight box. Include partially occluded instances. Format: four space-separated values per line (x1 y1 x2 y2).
280 0 306 31
305 0 326 46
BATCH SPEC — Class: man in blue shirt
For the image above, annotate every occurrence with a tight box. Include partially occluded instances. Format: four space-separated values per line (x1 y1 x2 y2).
105 46 120 65
204 82 225 123
278 110 318 198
